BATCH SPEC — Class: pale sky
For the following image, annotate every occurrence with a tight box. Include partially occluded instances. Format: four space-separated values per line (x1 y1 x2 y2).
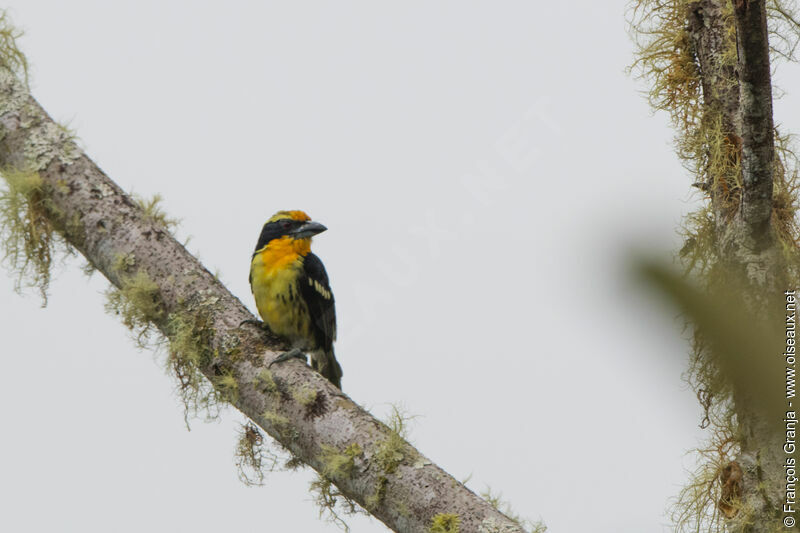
3 2 799 533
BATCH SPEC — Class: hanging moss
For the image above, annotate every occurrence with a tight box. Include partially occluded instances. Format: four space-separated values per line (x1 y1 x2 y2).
163 310 226 425
0 169 58 303
233 422 296 487
309 474 364 533
628 0 703 135
234 422 269 486
308 442 366 530
671 419 739 533
104 269 164 346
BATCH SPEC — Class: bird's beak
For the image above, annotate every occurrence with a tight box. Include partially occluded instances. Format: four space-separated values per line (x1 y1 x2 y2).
292 221 327 239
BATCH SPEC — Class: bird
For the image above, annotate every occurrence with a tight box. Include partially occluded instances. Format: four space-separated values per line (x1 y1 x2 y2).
247 210 342 389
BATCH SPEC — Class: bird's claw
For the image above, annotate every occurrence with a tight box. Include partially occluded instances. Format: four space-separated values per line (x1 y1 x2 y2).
269 347 308 367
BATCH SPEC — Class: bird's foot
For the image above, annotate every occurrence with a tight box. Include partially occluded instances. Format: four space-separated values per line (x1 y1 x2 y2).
269 347 308 367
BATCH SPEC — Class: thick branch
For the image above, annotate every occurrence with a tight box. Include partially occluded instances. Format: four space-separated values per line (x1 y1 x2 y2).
0 68 524 533
734 0 775 242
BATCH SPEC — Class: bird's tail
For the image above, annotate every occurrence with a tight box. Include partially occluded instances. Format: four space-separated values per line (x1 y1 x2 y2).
312 348 343 389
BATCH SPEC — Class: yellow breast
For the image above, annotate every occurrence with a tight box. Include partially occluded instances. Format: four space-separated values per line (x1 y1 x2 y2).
250 237 312 344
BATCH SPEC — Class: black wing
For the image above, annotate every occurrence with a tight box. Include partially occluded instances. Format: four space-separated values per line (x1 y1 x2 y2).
299 252 336 351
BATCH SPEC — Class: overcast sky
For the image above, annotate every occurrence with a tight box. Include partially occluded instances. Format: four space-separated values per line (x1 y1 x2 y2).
2 2 799 533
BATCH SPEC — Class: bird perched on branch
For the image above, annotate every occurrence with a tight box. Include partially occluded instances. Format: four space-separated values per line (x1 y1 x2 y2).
247 210 342 389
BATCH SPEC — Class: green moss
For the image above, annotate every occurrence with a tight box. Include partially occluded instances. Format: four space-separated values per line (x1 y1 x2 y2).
362 406 416 510
254 368 277 394
319 442 362 482
309 474 364 532
166 311 211 367
308 443 367 530
111 252 136 274
259 405 298 451
429 513 460 533
0 169 58 303
104 270 164 346
365 475 388 511
261 410 289 428
134 193 180 233
374 405 410 475
344 442 363 457
213 371 238 402
292 385 318 407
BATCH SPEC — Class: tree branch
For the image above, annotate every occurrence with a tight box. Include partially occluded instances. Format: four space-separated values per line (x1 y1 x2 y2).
632 2 794 531
0 66 525 533
734 0 775 243
679 2 787 532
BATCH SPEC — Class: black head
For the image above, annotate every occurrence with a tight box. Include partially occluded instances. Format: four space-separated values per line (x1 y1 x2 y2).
254 210 327 252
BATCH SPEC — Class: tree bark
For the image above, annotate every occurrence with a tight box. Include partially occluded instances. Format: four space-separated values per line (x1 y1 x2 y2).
734 0 775 243
0 66 525 533
729 3 785 533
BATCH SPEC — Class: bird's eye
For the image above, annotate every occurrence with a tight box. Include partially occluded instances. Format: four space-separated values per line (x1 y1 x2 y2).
281 220 292 230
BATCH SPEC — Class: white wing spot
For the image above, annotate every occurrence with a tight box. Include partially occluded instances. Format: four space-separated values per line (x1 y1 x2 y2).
312 280 331 299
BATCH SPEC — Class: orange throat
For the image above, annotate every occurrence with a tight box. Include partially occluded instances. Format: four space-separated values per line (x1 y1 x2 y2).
256 236 311 273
